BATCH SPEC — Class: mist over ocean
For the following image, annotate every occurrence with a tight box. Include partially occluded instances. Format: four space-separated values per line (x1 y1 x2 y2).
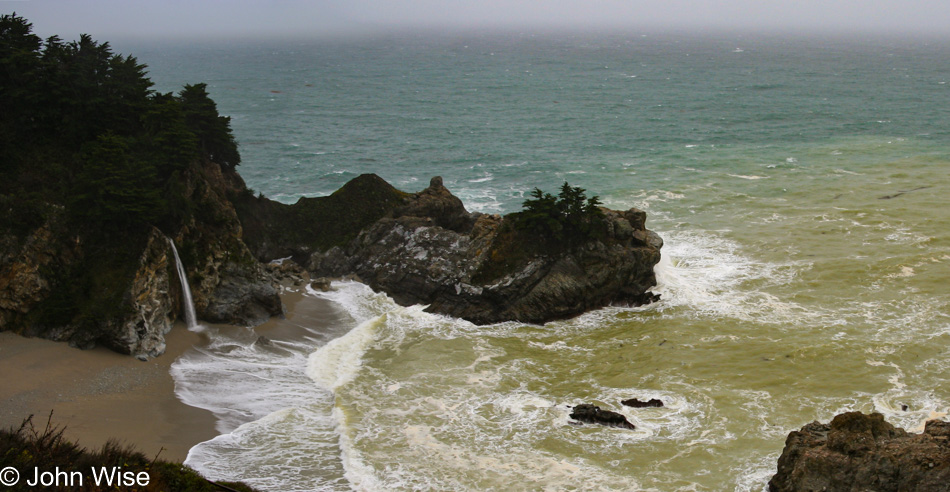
129 30 950 490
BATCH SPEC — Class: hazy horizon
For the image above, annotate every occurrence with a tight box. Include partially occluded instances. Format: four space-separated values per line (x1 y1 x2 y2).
3 0 950 42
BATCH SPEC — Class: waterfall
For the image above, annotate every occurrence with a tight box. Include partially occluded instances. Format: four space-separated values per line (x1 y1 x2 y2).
168 238 199 330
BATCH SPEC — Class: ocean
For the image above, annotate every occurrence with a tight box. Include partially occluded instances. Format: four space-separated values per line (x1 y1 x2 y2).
124 29 950 490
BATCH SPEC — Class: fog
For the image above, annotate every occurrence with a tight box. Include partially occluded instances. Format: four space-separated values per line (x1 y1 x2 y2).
3 0 949 40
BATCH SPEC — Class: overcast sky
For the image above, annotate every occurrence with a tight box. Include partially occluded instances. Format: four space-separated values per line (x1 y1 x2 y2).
3 0 950 40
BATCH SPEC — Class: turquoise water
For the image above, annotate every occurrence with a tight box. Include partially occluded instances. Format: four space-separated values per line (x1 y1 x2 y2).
129 30 950 490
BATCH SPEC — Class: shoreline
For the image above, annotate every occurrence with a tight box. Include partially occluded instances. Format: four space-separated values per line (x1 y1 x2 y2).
0 325 217 462
0 284 318 464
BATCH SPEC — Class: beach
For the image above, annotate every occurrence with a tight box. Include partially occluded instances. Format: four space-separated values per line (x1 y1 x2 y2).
0 325 217 463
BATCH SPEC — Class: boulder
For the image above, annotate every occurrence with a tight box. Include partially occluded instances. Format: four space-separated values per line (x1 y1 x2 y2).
309 175 662 325
622 398 664 408
569 404 636 430
770 412 950 491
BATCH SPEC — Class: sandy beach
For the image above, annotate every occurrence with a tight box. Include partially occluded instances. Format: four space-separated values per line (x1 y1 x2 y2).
0 325 217 462
0 285 320 465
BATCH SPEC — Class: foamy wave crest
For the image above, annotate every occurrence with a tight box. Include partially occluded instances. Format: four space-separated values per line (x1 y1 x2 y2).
306 313 385 391
175 283 397 491
185 406 347 491
652 230 811 324
171 328 322 434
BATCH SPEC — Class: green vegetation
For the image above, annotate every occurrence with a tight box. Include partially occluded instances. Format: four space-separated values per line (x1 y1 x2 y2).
515 182 604 243
0 414 259 491
0 14 246 338
471 182 607 284
0 13 239 233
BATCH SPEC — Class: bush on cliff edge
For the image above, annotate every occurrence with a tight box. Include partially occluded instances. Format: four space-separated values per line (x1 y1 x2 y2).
0 414 259 492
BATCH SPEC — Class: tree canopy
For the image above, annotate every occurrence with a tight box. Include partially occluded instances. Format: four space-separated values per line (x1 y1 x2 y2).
516 182 604 244
0 13 240 232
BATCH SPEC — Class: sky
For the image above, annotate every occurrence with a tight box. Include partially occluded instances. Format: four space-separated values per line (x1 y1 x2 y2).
3 0 950 41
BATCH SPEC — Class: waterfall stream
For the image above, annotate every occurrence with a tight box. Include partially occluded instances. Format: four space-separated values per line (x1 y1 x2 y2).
168 238 199 330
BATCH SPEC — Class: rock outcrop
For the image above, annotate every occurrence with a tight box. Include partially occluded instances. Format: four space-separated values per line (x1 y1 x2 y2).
0 160 282 358
770 412 950 491
174 160 282 329
569 404 637 429
306 175 662 325
622 398 664 408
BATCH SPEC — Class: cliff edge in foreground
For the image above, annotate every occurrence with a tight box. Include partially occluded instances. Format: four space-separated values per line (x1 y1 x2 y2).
242 175 663 325
770 412 950 491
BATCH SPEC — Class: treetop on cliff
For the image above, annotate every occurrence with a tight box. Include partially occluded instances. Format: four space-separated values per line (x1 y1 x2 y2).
0 13 241 232
516 182 604 243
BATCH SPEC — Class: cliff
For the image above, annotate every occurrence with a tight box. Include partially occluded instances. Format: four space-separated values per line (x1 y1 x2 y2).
0 158 281 358
0 15 281 358
0 14 658 355
240 175 663 325
770 412 950 491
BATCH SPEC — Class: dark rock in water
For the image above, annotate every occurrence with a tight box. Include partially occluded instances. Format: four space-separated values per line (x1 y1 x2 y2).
310 277 332 292
770 412 950 491
305 175 662 325
622 398 664 408
569 404 636 430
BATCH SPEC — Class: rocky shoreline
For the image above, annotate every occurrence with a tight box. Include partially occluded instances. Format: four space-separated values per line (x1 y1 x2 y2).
0 158 282 359
770 412 950 490
303 176 663 325
2 170 661 356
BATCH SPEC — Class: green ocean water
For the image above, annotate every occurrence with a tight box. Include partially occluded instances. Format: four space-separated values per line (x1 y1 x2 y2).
130 30 950 490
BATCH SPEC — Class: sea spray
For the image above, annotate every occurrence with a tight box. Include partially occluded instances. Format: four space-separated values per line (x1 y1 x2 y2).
176 288 360 490
167 238 198 330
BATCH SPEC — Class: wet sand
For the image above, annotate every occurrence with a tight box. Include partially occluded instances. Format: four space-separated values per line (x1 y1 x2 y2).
0 325 217 462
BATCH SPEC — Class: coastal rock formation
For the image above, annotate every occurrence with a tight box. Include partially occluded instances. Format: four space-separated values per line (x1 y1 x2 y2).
175 160 283 329
98 228 176 357
0 206 82 341
0 17 283 358
569 404 637 429
303 175 662 325
622 398 664 408
769 412 950 491
0 162 282 358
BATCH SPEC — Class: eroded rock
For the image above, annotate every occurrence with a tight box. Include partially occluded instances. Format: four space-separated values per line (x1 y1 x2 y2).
622 398 664 408
309 175 662 325
569 404 636 430
770 412 950 491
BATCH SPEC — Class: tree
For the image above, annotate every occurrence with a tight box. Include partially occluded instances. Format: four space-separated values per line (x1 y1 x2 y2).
70 132 163 228
0 14 43 170
179 83 240 169
516 182 604 244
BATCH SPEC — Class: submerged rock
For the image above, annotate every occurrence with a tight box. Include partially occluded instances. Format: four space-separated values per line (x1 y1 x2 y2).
305 175 662 325
621 398 664 408
770 412 950 491
569 404 636 430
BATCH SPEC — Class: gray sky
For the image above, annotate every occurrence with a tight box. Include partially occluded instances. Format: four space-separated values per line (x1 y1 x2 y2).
3 0 950 40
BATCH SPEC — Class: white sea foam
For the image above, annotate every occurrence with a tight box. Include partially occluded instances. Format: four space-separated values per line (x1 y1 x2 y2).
651 230 809 324
175 283 395 490
171 330 319 434
306 314 384 391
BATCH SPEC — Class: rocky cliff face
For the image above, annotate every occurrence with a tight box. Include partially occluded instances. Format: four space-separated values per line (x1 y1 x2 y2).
770 412 950 491
0 160 282 358
174 160 282 328
309 176 662 325
0 206 80 338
